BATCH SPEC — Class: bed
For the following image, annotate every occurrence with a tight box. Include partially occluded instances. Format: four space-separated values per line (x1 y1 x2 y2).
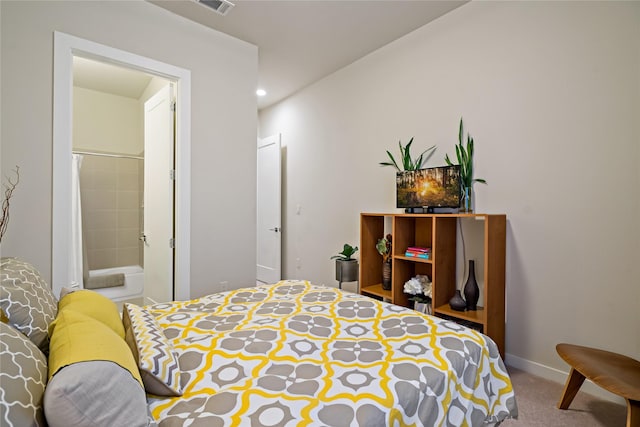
144 280 517 426
0 257 517 427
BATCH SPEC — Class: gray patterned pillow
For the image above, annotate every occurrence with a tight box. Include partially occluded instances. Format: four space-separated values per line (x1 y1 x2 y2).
123 303 183 396
0 257 58 354
0 322 48 426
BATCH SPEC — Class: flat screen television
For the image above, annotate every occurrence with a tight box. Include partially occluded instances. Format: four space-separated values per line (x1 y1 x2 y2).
396 165 461 210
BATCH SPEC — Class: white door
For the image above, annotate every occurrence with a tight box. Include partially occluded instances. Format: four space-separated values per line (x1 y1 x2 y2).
143 84 174 303
257 134 282 284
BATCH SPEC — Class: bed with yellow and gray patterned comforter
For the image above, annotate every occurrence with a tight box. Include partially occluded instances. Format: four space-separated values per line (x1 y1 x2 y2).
146 280 517 426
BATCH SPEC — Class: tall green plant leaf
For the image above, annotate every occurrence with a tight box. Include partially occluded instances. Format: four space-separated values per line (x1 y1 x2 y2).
415 145 436 169
380 138 436 171
402 138 414 170
445 118 486 188
444 153 453 166
380 150 401 171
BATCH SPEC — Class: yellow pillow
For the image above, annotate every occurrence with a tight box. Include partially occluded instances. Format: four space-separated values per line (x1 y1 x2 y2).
48 309 142 386
57 290 125 338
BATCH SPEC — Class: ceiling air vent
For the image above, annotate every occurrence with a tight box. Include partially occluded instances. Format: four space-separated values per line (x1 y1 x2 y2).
196 0 235 16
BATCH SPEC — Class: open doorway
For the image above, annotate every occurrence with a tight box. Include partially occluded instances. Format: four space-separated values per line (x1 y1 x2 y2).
52 32 192 303
71 57 174 306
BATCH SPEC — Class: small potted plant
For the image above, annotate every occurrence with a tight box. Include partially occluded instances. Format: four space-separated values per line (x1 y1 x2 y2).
331 244 359 286
376 234 392 290
444 118 487 212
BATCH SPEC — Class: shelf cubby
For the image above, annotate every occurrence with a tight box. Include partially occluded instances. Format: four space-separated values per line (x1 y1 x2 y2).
360 212 506 356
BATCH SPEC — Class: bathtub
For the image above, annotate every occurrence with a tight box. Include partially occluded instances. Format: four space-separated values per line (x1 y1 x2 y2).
87 265 144 303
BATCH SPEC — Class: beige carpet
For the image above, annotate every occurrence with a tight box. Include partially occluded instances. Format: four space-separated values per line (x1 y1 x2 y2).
502 366 627 426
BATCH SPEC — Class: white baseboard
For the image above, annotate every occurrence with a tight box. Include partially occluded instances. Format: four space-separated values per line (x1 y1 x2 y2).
504 353 626 406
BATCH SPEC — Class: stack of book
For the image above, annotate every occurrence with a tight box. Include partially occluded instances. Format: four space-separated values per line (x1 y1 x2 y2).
404 246 431 259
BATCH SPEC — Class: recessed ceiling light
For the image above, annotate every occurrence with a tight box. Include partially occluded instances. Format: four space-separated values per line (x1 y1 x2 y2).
256 89 267 97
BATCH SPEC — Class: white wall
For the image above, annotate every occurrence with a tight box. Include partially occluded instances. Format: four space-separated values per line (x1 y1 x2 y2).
0 1 258 298
260 0 640 383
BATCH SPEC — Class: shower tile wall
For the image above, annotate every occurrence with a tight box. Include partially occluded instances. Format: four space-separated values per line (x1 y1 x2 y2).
80 155 143 270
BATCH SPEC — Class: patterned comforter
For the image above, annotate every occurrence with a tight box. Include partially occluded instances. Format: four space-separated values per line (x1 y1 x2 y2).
146 281 517 426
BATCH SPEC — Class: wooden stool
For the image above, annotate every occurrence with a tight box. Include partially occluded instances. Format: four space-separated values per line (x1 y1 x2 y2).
556 343 640 427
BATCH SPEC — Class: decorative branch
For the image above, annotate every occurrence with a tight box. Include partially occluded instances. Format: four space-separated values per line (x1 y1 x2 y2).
0 166 20 243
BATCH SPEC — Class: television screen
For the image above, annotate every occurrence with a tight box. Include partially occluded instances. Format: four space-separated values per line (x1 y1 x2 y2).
396 165 461 209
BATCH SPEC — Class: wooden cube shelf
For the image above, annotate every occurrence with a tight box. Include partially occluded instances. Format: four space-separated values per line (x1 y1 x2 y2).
359 212 506 356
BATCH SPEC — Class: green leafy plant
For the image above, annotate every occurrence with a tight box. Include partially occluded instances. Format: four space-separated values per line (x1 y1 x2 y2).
330 244 358 261
444 118 487 188
380 138 436 172
376 234 392 263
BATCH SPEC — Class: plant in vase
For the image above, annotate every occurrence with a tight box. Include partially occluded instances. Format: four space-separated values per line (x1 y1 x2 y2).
380 138 436 171
403 275 432 314
444 118 486 212
376 234 392 290
330 244 359 287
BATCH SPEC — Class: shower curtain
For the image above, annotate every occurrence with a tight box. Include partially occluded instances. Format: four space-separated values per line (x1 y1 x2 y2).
70 154 84 289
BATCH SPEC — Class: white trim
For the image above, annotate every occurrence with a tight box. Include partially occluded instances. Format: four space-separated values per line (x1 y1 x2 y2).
505 352 626 405
53 32 191 301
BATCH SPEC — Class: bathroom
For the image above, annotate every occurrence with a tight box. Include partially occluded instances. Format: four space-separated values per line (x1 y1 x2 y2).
72 56 174 309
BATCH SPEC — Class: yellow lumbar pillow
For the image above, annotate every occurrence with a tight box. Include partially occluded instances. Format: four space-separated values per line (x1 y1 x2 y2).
57 289 125 338
48 309 142 386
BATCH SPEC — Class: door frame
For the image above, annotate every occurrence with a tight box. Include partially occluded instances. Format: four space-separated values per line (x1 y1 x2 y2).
52 32 191 300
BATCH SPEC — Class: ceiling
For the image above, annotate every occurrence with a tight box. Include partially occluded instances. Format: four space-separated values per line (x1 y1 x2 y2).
151 0 467 110
73 56 154 98
73 1 467 109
